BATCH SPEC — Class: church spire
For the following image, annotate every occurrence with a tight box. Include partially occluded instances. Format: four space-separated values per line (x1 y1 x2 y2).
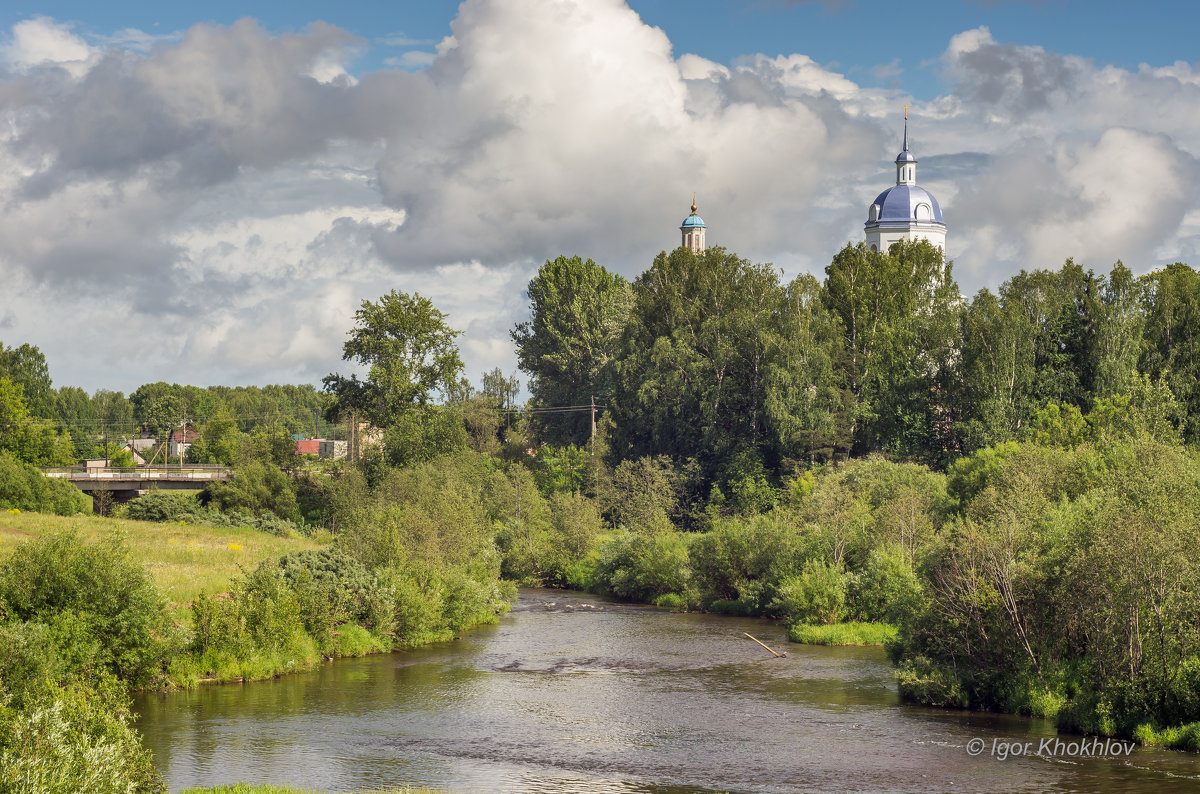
895 105 917 186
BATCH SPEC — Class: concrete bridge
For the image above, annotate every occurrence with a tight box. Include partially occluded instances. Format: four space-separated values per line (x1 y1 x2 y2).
42 466 232 512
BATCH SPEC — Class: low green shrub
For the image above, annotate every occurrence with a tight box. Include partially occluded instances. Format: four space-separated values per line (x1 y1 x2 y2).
770 559 849 626
896 655 968 708
0 450 91 515
122 490 202 522
652 593 689 610
1132 720 1200 751
848 545 922 623
591 530 691 603
0 531 177 686
0 674 163 794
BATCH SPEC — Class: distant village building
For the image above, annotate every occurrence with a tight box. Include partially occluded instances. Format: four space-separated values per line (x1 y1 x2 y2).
294 439 320 456
319 439 348 460
864 109 947 254
129 437 156 454
167 426 199 459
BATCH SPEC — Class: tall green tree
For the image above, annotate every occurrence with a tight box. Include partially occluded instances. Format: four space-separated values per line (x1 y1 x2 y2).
1140 262 1200 442
324 290 464 428
955 261 1102 452
764 273 852 464
130 382 186 438
822 240 959 460
1092 262 1145 400
512 255 631 445
610 246 783 481
0 342 53 419
0 378 76 466
188 410 242 465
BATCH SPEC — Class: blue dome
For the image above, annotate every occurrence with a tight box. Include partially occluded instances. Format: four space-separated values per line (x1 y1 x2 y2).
681 213 706 228
867 185 944 224
895 149 917 163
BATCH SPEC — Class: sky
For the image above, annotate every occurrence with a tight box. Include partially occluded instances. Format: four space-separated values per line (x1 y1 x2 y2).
2 0 1200 393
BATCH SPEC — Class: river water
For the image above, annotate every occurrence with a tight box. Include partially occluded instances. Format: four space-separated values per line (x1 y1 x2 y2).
134 589 1200 793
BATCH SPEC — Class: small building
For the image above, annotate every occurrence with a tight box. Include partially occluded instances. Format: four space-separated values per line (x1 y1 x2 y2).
295 439 321 456
129 437 157 453
319 439 348 460
167 426 199 459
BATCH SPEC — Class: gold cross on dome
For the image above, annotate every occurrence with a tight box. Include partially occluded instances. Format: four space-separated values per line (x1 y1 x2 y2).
903 104 909 120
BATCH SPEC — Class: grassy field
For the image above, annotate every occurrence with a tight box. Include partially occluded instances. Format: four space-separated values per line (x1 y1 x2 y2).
0 509 321 610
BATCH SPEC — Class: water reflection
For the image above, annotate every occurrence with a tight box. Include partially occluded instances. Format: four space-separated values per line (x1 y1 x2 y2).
134 589 1200 793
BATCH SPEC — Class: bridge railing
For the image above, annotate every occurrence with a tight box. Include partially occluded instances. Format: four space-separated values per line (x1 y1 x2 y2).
41 466 232 480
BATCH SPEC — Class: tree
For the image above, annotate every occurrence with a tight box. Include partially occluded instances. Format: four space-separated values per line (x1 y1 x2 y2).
0 342 53 419
188 410 242 465
610 246 784 482
512 256 631 445
0 378 77 466
1140 262 1200 442
92 390 134 440
1092 262 1146 400
130 383 185 438
823 240 959 460
764 273 852 464
324 290 464 428
954 261 1102 453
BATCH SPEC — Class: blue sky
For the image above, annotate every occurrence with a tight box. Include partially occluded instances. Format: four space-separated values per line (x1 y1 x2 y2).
3 1 1192 98
1 0 1199 391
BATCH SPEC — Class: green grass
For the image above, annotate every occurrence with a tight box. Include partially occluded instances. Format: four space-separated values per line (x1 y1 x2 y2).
1135 721 1200 751
0 510 321 611
787 621 897 646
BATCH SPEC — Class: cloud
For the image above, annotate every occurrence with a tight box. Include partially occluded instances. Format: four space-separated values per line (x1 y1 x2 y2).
2 2 1200 393
384 51 436 69
379 33 434 47
1 17 93 76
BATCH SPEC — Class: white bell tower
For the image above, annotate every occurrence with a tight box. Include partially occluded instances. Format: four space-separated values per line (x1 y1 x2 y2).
864 107 947 255
680 194 707 253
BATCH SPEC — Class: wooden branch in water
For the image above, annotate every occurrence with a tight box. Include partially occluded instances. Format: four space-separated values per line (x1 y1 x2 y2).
744 632 786 658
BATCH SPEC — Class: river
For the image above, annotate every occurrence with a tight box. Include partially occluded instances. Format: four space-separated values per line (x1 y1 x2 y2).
133 589 1200 793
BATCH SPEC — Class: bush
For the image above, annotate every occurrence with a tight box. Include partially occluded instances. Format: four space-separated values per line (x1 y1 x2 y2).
0 450 91 515
771 559 849 626
202 461 300 521
122 490 201 522
688 515 807 613
0 532 175 686
263 548 392 649
591 530 691 602
0 675 164 794
848 545 923 623
897 655 968 708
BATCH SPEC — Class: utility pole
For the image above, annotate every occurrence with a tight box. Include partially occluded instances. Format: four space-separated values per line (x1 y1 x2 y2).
590 395 597 456
178 417 190 472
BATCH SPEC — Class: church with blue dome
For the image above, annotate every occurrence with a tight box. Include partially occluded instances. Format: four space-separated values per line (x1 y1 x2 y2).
680 195 706 253
864 109 946 254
